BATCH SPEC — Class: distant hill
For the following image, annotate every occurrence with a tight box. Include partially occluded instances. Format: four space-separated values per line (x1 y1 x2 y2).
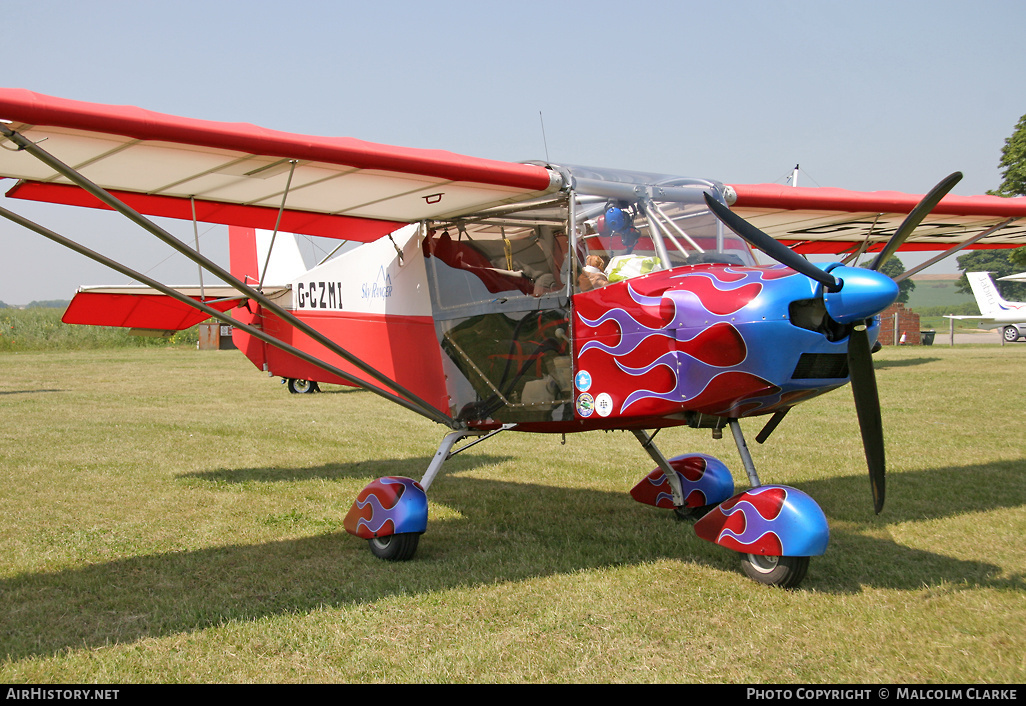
25 300 71 309
0 300 71 310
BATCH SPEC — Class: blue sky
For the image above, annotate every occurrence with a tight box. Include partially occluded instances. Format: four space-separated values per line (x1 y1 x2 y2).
1 0 1024 304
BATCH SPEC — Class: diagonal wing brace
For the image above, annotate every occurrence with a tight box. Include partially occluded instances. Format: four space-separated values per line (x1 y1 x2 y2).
0 123 456 429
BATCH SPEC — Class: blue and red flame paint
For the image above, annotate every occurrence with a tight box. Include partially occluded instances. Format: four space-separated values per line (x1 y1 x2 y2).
344 477 428 540
346 263 848 565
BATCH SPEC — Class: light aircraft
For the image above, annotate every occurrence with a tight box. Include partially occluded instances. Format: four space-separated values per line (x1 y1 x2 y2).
947 271 1026 342
2 89 1026 588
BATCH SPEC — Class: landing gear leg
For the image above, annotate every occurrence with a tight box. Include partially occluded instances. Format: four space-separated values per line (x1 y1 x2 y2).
349 425 515 562
728 418 761 488
420 425 513 492
632 429 685 508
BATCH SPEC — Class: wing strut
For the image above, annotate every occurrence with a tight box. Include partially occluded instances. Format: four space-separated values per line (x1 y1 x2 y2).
894 219 1017 282
0 123 455 429
0 203 449 424
259 159 298 288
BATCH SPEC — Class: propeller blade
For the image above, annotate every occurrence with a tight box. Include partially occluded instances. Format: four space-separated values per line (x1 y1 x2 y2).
868 172 963 272
847 324 886 514
703 192 840 291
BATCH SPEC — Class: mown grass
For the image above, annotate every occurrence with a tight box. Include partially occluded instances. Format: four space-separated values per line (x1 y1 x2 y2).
0 346 1022 683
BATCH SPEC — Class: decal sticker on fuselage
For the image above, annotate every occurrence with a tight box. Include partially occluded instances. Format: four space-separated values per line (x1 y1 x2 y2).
575 369 592 392
360 266 393 302
576 393 595 417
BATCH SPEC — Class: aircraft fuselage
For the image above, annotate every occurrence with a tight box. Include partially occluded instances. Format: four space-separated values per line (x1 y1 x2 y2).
232 225 870 435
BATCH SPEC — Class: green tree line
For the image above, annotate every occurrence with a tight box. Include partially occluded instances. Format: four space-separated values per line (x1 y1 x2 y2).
956 112 1026 300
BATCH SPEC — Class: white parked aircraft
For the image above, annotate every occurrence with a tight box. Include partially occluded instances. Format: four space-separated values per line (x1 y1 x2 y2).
947 272 1026 341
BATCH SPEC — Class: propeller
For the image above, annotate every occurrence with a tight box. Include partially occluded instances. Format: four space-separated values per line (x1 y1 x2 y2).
847 322 886 513
702 173 963 514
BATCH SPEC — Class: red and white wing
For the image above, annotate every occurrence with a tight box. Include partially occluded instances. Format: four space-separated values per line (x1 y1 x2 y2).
727 183 1026 254
0 89 560 241
3 89 1024 253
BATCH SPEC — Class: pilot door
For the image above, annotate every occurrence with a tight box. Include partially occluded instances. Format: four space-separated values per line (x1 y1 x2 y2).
422 220 574 425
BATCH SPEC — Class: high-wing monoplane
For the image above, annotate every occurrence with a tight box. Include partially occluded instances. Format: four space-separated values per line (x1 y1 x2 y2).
2 89 1025 588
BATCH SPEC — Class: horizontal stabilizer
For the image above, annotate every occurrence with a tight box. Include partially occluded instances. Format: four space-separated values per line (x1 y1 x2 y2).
62 287 252 330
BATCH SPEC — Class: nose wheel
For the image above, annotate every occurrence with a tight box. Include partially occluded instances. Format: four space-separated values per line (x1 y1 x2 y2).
740 553 810 589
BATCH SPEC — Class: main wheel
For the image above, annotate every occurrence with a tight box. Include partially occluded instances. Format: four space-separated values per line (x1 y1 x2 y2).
740 553 809 589
368 533 420 561
287 378 320 394
673 504 715 522
1003 326 1020 343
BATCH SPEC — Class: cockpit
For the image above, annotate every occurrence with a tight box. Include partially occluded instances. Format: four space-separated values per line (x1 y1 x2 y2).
424 165 755 309
421 165 756 424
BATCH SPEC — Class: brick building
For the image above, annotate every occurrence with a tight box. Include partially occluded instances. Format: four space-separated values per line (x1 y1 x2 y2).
876 302 922 345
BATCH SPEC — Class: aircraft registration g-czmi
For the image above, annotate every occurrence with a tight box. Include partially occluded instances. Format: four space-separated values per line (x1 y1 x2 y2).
2 89 1025 588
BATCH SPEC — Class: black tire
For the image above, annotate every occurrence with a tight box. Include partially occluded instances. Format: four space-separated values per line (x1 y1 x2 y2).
287 379 320 394
368 533 420 561
1003 326 1020 343
673 504 715 522
740 553 810 589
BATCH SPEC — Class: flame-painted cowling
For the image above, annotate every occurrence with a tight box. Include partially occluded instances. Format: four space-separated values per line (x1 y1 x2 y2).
344 476 428 540
821 264 900 325
630 453 735 509
693 485 829 557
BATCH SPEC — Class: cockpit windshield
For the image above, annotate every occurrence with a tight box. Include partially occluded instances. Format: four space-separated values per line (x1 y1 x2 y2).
567 164 756 281
424 165 756 305
420 165 757 424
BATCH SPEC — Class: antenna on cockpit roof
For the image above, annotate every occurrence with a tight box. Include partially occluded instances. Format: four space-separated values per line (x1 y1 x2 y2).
789 164 800 187
539 111 550 163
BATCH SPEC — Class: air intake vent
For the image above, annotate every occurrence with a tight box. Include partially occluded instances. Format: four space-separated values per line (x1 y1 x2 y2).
792 353 849 379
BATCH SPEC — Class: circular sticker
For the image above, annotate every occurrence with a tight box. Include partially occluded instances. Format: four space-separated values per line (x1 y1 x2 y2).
576 393 595 417
575 369 592 392
595 392 613 417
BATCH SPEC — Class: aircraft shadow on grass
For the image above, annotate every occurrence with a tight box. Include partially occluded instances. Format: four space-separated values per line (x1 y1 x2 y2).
872 357 941 370
1 457 1022 661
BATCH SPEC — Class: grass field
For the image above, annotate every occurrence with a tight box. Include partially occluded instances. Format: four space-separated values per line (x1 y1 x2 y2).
906 277 981 333
0 346 1023 683
905 277 975 311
